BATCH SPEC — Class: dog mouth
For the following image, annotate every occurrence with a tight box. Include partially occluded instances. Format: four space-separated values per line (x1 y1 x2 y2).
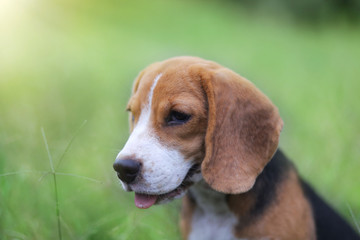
134 164 200 209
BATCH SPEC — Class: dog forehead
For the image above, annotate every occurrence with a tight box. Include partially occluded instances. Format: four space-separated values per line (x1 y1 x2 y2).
131 58 206 107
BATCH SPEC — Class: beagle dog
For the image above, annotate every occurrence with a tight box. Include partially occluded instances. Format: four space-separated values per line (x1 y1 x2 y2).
113 57 359 240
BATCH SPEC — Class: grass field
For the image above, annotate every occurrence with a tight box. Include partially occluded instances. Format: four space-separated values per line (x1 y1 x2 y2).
1 0 360 239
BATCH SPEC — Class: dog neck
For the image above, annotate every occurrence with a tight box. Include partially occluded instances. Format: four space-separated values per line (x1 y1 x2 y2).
188 149 292 219
187 179 239 240
189 179 230 214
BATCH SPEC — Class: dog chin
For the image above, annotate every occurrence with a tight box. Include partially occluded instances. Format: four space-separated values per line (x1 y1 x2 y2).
156 189 189 205
155 170 203 205
134 179 196 209
133 166 202 209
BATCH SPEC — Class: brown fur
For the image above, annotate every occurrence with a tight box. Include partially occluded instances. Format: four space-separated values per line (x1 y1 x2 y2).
229 169 315 239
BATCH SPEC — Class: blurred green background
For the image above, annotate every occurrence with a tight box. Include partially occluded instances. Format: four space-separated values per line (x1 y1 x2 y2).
1 0 359 239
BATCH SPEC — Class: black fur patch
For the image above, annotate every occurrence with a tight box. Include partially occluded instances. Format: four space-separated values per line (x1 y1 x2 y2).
248 149 292 217
301 179 360 240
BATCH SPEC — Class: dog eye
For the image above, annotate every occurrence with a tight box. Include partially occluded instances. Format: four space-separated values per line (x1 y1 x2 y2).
166 111 191 126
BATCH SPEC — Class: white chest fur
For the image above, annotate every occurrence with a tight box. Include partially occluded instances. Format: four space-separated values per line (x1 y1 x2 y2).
188 181 239 240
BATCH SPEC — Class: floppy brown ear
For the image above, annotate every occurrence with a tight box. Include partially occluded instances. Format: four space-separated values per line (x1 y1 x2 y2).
192 64 283 194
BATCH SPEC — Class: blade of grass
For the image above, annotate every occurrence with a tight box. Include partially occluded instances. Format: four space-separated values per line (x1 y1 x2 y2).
55 172 102 183
38 172 51 182
53 174 62 240
347 203 360 234
0 170 49 177
55 120 88 171
41 128 55 173
41 127 62 240
59 216 75 240
2 123 97 240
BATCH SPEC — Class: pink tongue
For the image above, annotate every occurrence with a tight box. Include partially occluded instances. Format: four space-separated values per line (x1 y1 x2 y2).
134 193 158 209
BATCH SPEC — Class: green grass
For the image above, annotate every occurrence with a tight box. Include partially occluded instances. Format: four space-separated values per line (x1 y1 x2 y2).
1 0 359 239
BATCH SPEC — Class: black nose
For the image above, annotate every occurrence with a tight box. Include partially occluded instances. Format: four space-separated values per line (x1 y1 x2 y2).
113 159 141 184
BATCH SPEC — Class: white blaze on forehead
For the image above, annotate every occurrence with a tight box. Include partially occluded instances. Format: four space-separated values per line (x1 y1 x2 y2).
117 73 193 194
125 73 162 141
147 73 162 108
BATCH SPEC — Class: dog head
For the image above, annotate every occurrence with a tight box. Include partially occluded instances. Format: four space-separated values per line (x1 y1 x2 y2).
113 57 283 208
